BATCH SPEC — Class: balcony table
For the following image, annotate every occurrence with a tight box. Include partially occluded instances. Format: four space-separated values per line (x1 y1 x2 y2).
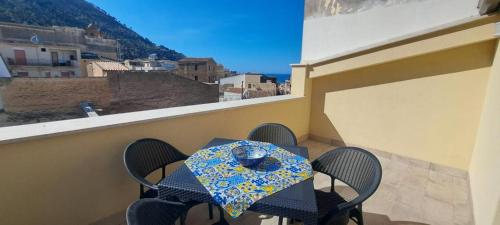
158 138 318 225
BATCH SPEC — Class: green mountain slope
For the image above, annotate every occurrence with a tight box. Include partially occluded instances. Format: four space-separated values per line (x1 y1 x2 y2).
0 0 185 60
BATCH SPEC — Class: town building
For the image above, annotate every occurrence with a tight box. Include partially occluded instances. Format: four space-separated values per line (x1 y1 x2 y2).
124 59 177 72
0 22 118 77
86 61 129 77
218 73 277 101
175 57 220 83
278 80 291 95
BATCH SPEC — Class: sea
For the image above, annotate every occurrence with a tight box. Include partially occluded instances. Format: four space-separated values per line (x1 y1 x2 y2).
265 74 291 84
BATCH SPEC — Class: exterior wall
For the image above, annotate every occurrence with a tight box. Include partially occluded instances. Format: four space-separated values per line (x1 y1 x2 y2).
469 40 500 225
86 62 106 77
0 43 81 77
220 74 277 101
0 96 309 225
219 74 263 89
177 60 218 82
308 40 494 170
302 0 481 62
84 37 118 60
0 22 118 62
104 72 219 113
0 72 219 114
1 78 112 113
219 74 247 87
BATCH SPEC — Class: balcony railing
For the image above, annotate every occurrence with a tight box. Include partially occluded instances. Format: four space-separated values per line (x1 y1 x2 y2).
6 58 76 67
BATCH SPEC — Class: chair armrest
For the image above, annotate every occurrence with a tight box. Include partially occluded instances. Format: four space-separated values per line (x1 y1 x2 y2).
127 170 158 190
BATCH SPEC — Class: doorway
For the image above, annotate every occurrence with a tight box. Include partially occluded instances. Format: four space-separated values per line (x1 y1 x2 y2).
14 49 27 65
51 52 59 66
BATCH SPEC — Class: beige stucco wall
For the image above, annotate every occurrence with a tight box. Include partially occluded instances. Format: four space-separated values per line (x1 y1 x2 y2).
308 41 494 170
469 40 500 225
0 97 309 225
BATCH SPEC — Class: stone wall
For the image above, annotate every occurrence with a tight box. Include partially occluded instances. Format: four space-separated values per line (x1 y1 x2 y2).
0 72 218 114
104 72 219 114
1 77 111 113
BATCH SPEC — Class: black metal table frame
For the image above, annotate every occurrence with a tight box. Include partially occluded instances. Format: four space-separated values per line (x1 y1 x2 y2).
158 138 319 225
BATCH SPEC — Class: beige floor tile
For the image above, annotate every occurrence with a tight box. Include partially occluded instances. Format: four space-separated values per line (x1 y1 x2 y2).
422 197 454 225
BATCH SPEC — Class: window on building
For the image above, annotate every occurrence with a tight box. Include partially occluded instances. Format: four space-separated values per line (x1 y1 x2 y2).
41 48 46 52
194 65 198 71
248 84 252 89
194 76 198 81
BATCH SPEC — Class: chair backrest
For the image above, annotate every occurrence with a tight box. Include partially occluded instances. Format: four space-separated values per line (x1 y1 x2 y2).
126 198 185 225
124 138 188 185
312 147 382 206
247 123 298 146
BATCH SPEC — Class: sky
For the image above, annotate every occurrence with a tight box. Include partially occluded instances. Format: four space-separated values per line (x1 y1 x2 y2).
86 0 305 74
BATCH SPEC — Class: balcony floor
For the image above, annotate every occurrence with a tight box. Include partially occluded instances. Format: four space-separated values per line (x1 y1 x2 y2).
120 140 474 225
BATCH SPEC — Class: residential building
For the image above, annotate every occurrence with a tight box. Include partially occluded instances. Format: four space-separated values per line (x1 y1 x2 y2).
86 61 129 77
124 59 177 72
0 22 118 77
278 80 291 95
175 57 219 83
219 73 277 101
2 1 500 225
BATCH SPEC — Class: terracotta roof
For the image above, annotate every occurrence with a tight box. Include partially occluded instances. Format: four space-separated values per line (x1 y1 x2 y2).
93 61 129 71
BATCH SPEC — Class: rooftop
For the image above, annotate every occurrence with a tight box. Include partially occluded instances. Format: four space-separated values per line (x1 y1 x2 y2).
0 3 499 225
93 61 129 71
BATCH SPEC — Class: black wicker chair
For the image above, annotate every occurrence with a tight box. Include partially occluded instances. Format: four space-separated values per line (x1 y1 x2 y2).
248 123 297 146
126 198 187 225
123 138 214 221
311 147 382 225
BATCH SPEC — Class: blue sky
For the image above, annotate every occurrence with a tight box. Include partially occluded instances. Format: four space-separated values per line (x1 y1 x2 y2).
86 0 305 74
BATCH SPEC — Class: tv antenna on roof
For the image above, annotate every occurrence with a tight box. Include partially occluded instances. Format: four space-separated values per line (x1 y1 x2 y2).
30 34 40 44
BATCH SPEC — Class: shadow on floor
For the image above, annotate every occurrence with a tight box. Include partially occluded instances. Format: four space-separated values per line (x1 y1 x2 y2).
361 212 429 225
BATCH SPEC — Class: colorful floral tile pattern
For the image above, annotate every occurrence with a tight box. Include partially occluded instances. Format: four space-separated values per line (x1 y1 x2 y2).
185 140 313 218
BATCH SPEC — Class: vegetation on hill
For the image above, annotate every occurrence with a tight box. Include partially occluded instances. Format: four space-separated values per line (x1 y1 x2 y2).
0 0 185 60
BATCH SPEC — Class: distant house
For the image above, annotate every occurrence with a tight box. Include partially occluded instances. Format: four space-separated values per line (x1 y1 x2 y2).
219 73 277 101
0 22 118 78
175 58 220 83
87 61 129 77
124 59 177 72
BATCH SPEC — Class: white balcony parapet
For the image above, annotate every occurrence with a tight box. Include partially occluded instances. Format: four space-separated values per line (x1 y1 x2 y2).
0 95 302 144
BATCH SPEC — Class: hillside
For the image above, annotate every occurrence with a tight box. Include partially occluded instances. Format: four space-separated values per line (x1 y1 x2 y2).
0 0 185 60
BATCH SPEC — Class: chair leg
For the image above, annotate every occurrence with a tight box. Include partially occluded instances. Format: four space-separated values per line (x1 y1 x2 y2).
358 204 364 225
350 204 364 225
180 212 187 225
278 216 283 225
208 203 214 219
